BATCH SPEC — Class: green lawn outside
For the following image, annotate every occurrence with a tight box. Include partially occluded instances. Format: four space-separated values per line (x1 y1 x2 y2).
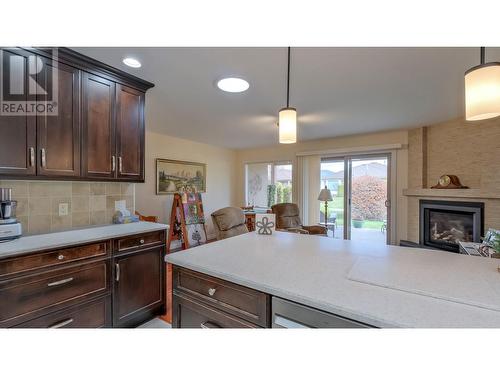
320 195 385 230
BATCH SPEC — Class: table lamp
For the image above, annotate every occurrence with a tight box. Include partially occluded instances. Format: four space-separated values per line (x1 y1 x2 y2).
317 186 333 227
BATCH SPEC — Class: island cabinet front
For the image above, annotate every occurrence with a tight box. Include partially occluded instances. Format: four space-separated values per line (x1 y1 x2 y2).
171 266 376 329
172 266 271 328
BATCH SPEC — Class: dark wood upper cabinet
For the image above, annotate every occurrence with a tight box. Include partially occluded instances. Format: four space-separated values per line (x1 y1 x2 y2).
116 84 145 181
0 47 154 182
37 58 81 177
0 49 36 176
82 73 116 179
113 246 165 327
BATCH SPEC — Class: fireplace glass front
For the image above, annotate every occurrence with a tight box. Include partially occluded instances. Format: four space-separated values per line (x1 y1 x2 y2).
419 200 483 252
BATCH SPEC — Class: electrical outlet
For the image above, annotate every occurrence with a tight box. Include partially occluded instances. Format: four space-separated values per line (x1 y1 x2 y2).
58 203 69 216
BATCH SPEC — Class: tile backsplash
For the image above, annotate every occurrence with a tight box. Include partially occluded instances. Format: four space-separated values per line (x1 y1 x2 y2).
0 180 135 235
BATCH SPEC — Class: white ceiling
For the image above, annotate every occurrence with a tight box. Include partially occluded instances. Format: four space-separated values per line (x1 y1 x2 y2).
73 47 500 149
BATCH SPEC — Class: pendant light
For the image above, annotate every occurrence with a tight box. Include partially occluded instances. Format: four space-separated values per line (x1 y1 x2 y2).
278 47 297 143
465 47 500 121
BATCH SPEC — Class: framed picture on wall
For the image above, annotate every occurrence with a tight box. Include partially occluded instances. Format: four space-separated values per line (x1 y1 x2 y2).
156 159 207 194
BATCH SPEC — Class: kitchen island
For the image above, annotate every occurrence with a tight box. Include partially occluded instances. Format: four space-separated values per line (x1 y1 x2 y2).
165 231 500 328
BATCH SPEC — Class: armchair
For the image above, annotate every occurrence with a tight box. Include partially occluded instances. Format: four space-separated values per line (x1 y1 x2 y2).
271 203 327 236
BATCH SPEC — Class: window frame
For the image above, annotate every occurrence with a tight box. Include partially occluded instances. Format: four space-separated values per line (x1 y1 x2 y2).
244 160 294 207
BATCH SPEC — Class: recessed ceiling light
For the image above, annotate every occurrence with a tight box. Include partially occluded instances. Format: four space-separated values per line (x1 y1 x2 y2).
123 57 141 68
217 77 249 93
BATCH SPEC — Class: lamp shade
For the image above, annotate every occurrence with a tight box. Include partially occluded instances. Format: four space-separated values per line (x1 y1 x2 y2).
278 107 297 144
465 63 500 121
317 186 333 202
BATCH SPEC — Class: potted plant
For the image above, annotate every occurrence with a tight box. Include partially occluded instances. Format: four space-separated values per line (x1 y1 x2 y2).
490 233 500 259
351 212 364 228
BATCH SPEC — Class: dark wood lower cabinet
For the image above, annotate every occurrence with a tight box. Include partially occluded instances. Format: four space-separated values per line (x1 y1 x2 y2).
15 296 112 328
113 246 165 328
0 229 166 328
172 266 270 328
173 293 259 328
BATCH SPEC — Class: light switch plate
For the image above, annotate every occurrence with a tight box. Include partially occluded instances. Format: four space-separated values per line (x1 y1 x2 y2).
58 203 69 216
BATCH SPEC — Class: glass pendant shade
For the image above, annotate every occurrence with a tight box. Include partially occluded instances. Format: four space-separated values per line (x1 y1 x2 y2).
278 107 297 144
465 63 500 121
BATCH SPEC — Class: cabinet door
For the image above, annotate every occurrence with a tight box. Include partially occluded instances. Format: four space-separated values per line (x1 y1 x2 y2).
37 58 81 177
82 72 116 179
115 84 144 181
113 246 165 327
0 49 36 176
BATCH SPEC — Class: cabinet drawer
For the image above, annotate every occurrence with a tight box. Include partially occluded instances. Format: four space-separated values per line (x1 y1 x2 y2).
173 292 258 328
173 267 269 327
0 241 109 279
114 231 164 253
0 261 109 327
15 296 111 328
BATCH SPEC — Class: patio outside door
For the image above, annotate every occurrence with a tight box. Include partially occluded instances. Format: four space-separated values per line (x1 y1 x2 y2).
320 154 390 244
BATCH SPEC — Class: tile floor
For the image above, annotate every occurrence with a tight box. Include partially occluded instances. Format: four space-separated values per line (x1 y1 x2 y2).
137 317 171 328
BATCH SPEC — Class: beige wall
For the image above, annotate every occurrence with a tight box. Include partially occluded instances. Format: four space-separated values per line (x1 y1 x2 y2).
234 129 409 243
406 116 500 242
135 130 237 239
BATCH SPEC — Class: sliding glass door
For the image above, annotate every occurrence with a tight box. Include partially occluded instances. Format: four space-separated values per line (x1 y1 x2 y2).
320 154 390 244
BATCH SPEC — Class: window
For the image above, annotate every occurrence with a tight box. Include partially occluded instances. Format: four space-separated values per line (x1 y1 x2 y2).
245 162 293 208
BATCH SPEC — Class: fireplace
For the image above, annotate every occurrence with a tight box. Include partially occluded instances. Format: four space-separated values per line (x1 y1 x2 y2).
419 200 484 252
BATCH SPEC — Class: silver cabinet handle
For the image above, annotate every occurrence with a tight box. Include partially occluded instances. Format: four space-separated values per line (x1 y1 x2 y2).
41 148 46 168
29 147 35 167
57 254 64 261
200 321 221 329
112 155 116 172
48 318 74 329
208 288 216 296
115 263 120 282
118 156 123 173
47 277 73 287
139 239 145 244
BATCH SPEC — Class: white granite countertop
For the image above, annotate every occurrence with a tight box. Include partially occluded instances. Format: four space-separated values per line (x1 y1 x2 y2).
0 222 168 259
165 231 500 328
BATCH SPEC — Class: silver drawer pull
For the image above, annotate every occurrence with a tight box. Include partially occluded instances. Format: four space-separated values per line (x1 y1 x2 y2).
29 147 35 167
208 288 216 296
57 254 65 261
41 148 47 168
200 321 221 329
48 318 74 329
139 239 145 244
47 277 74 287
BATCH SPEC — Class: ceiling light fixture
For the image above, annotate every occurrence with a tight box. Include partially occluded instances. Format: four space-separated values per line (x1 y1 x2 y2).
465 47 500 121
123 57 141 68
217 77 249 93
278 47 297 144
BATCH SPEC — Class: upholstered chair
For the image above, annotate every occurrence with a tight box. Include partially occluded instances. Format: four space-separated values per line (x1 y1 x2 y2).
211 207 249 240
271 203 327 236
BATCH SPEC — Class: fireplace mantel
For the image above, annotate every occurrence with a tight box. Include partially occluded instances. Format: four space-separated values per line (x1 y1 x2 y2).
403 189 500 200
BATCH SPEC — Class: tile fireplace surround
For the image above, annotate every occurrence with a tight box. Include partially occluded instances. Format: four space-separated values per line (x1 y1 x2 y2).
0 180 135 235
405 117 500 244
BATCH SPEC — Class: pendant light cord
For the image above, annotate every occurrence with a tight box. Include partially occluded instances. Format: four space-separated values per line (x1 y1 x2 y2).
480 46 485 65
286 46 291 107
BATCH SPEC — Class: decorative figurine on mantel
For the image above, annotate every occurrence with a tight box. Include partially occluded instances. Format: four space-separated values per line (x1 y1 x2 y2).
431 174 468 189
